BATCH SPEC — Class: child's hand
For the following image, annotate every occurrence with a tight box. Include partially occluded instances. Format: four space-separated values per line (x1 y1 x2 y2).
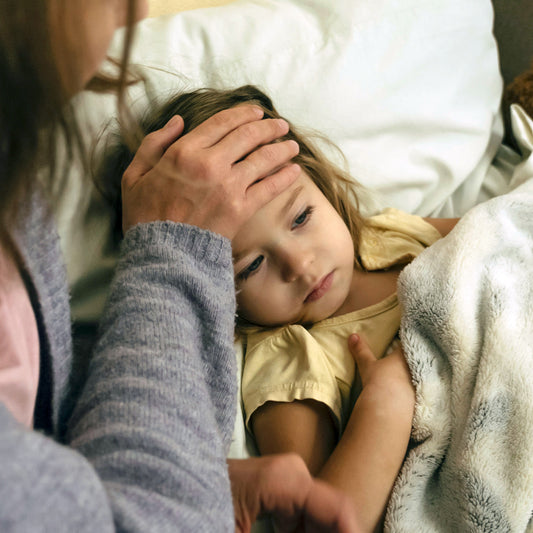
121 105 301 240
348 334 415 399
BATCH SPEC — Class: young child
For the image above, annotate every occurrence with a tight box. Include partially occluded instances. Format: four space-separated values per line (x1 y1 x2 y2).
99 85 458 532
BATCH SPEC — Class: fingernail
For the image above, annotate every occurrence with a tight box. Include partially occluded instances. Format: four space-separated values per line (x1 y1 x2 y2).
277 119 289 132
165 115 180 128
288 140 299 152
350 333 359 344
288 162 301 174
252 106 264 118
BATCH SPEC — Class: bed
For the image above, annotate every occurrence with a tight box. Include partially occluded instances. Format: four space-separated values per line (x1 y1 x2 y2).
59 1 533 530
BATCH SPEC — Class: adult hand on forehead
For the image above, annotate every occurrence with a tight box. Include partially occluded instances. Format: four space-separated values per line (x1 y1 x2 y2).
121 105 301 240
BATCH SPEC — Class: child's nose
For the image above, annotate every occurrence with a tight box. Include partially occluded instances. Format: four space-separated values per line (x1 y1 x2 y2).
280 246 314 282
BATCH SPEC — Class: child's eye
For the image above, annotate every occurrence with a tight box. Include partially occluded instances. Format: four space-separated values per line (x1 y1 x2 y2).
292 206 314 229
238 255 264 281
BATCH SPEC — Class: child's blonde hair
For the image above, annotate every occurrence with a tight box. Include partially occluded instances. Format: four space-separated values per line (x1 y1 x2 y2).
99 85 367 267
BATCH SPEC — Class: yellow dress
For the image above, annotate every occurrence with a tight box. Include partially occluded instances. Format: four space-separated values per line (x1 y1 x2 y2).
241 208 442 434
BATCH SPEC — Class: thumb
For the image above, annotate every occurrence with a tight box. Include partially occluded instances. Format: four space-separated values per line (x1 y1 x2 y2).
123 114 185 181
348 333 376 372
163 113 185 134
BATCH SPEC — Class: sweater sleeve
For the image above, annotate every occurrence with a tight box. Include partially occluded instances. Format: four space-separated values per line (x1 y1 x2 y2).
66 221 238 531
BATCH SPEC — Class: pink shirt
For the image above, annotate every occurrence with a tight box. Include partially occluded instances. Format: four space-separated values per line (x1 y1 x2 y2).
0 242 40 427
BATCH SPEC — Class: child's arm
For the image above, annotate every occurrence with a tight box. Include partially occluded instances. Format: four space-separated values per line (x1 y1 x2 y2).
319 336 415 531
251 335 415 533
423 217 459 237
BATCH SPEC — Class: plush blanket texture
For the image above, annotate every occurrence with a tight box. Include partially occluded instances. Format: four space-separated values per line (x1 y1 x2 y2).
387 180 533 532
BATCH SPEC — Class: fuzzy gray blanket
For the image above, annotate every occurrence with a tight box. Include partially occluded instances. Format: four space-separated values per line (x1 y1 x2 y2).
387 181 533 532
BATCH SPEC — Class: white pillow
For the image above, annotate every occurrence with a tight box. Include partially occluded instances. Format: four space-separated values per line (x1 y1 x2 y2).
61 0 503 320
122 0 503 216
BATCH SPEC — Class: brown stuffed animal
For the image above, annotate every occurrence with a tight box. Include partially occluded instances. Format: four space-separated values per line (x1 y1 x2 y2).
502 60 533 149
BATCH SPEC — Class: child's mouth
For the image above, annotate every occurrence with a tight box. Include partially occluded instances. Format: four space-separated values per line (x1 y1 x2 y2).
305 271 334 303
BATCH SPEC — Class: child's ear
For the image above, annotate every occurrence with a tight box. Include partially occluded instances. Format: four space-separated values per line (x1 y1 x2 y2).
502 58 533 150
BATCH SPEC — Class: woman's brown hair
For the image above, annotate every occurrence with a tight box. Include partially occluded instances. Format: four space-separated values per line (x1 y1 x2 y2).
0 0 141 238
98 84 367 264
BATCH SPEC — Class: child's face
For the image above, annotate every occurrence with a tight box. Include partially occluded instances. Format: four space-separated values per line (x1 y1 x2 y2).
233 172 355 327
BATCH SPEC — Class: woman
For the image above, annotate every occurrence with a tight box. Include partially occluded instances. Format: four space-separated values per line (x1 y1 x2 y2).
0 1 359 531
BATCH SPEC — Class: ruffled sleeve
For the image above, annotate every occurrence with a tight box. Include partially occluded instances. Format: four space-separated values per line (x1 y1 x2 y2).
359 207 442 271
242 325 343 432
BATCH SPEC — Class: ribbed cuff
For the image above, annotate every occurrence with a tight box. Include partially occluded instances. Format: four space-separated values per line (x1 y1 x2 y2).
121 221 232 268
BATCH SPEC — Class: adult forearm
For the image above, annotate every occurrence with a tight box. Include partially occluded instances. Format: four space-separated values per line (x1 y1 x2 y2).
0 404 115 532
67 222 238 531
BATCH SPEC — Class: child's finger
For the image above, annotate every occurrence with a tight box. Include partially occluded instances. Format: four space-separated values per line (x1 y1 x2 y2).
348 333 377 373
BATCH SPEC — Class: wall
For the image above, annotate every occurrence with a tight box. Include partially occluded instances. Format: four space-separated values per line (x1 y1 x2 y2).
492 0 533 85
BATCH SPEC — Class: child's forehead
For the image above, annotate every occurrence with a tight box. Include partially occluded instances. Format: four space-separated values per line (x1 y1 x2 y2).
249 171 317 222
271 171 318 206
232 172 321 256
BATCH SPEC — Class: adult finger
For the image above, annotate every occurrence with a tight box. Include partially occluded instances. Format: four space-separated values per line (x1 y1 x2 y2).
251 454 360 533
270 473 360 533
124 115 184 179
303 479 362 533
243 161 302 215
181 104 265 149
236 139 300 187
213 117 291 164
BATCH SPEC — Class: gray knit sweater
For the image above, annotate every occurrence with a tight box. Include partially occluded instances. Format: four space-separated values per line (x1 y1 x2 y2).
0 195 238 531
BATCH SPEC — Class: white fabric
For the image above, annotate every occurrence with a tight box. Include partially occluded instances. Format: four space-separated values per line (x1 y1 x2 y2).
390 177 533 531
122 0 503 217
